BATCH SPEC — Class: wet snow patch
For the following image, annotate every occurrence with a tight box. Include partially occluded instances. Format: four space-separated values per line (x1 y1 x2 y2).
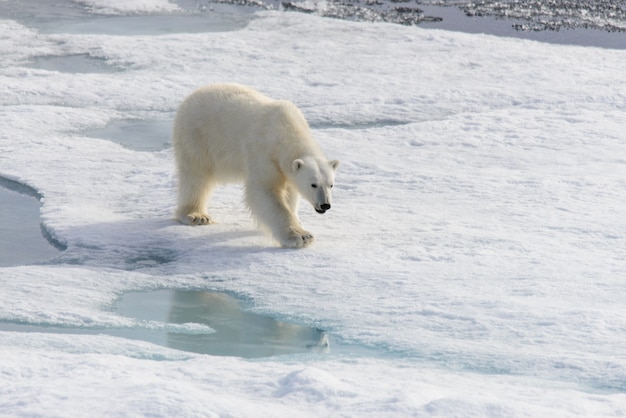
312 119 413 130
41 14 251 35
29 54 122 73
84 119 172 151
24 12 253 35
0 177 62 267
123 250 178 270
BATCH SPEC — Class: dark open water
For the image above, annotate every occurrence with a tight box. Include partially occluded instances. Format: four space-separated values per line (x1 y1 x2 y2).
188 0 626 49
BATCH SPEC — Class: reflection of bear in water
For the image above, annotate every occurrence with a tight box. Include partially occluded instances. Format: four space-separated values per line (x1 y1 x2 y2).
172 83 339 248
167 291 329 358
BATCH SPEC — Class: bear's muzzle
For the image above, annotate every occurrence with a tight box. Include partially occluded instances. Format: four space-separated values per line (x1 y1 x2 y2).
316 203 331 214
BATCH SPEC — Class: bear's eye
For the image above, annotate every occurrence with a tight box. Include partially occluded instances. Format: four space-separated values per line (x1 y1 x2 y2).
330 184 334 188
311 184 318 188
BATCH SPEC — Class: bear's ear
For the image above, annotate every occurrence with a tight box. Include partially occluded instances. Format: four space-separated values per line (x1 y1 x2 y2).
329 160 340 171
292 159 304 172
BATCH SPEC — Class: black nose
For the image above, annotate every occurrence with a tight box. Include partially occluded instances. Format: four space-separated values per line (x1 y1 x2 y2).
321 203 331 211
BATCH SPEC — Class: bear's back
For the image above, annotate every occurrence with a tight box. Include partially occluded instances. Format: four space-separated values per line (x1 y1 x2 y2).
177 83 271 129
173 83 270 157
173 83 319 181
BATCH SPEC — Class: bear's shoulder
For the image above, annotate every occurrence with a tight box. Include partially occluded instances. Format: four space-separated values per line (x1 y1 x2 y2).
268 100 308 127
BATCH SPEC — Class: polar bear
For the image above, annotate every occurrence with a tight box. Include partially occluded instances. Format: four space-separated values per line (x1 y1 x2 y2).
172 83 339 248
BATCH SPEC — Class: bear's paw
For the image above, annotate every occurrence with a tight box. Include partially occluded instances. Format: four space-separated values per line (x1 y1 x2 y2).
181 212 214 226
282 228 315 249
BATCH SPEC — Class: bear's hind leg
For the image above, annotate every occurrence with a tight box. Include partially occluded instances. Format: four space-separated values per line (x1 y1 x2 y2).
245 181 313 248
176 168 216 226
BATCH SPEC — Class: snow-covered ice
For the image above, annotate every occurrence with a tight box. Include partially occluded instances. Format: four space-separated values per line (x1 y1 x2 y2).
1 0 626 416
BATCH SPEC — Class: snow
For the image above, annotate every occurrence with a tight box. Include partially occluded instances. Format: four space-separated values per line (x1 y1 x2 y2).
70 0 182 15
1 1 626 416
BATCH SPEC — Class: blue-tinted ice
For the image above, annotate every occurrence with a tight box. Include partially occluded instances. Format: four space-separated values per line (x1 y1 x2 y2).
115 290 332 358
0 179 60 267
0 290 339 359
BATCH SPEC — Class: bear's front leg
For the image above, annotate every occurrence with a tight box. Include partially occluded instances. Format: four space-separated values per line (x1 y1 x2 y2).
245 181 314 248
284 226 315 248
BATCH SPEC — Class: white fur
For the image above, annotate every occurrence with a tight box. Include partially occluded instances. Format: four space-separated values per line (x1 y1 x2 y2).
173 83 339 248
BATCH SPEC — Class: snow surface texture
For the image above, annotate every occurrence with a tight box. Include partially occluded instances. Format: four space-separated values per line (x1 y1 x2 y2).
1 2 626 416
72 0 182 15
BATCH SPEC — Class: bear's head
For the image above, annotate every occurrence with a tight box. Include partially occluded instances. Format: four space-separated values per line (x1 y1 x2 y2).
291 157 339 214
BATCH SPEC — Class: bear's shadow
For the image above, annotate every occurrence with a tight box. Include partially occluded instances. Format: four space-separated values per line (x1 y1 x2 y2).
54 216 277 272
